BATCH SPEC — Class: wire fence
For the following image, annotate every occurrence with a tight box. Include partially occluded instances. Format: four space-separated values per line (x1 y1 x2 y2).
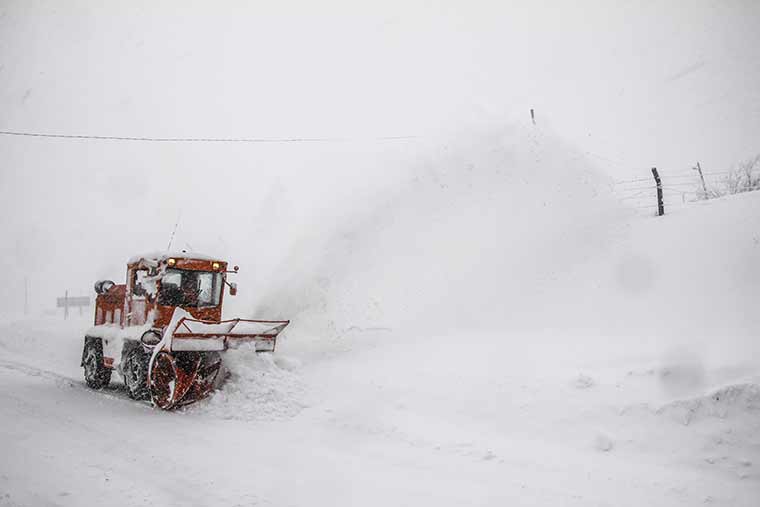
611 167 745 216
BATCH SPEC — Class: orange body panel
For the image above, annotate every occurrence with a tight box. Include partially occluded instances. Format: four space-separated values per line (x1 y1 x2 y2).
94 255 228 332
94 285 127 326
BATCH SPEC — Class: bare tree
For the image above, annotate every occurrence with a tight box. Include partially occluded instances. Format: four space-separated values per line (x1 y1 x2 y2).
705 153 760 198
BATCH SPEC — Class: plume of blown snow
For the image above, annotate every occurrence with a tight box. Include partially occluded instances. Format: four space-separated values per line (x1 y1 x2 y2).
255 122 623 349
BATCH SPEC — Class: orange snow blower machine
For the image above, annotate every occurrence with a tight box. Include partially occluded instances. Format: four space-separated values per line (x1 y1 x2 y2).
81 252 289 409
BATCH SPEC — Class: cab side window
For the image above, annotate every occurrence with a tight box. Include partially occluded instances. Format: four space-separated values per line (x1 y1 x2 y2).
132 269 149 298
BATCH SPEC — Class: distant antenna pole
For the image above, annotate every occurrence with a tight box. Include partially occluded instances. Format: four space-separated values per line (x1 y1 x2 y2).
693 161 708 197
530 108 536 125
166 212 181 251
651 167 664 216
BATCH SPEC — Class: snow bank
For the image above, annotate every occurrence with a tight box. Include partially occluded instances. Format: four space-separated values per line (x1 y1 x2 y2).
194 346 306 421
656 382 760 425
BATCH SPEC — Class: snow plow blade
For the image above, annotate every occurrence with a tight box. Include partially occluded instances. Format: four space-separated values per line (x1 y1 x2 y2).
169 317 290 353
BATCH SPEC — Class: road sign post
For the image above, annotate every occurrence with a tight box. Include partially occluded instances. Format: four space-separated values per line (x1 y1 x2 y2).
57 293 90 319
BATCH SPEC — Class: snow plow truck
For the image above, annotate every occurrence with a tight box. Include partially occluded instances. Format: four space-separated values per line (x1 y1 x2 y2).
81 252 289 409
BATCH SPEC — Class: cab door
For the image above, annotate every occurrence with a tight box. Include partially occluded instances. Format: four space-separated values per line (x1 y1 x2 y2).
126 267 150 326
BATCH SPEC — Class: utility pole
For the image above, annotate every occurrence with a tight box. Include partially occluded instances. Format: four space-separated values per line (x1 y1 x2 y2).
530 108 536 125
693 161 708 197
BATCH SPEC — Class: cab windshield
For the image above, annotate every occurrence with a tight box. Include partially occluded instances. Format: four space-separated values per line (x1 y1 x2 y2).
158 269 222 308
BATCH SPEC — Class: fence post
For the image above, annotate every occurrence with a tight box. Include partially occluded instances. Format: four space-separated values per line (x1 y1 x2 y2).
651 167 664 216
693 161 708 197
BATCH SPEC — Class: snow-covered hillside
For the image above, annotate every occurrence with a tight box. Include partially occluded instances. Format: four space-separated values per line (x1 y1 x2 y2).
1 126 758 506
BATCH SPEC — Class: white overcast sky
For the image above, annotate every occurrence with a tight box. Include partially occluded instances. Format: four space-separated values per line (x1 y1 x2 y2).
2 1 758 172
1 0 759 313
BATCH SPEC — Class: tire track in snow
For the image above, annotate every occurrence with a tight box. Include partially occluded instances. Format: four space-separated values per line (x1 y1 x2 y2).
0 358 145 408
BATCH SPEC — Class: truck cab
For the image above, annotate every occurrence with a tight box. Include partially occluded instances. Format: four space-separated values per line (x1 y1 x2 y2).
94 252 235 330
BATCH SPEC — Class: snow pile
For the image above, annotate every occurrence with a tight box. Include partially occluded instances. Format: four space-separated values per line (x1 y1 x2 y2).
196 346 307 421
656 382 760 425
593 431 614 452
572 374 596 389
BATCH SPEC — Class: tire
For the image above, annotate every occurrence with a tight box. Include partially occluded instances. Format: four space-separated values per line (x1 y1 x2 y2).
149 351 179 410
83 339 112 389
123 347 150 400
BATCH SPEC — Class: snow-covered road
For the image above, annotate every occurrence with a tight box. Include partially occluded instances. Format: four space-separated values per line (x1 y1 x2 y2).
1 319 758 506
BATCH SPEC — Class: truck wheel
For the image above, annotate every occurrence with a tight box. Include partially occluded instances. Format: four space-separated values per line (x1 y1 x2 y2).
149 352 178 409
83 339 112 389
123 348 150 400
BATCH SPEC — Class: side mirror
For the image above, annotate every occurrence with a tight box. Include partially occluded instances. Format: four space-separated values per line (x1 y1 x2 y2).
94 280 115 294
229 282 238 296
140 330 162 349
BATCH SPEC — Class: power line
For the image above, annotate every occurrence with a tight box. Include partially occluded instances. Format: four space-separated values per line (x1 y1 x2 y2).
0 130 417 143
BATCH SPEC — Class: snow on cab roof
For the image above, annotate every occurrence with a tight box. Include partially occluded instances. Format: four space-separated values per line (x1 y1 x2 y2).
127 251 220 264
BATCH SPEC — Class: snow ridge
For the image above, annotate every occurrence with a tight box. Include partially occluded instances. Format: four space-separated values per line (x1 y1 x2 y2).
656 382 760 425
